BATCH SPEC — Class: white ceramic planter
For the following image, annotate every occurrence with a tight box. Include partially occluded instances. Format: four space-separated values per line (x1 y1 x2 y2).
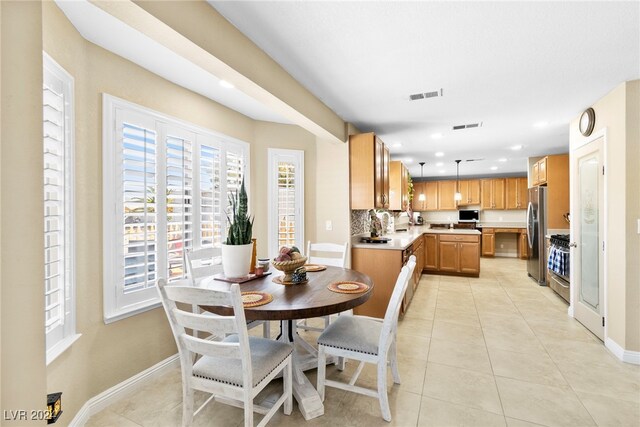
221 243 253 278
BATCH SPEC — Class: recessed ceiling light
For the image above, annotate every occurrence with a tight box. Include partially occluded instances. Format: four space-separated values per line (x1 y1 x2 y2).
436 162 443 167
219 80 234 89
431 133 443 139
511 145 523 151
392 143 402 148
439 170 445 174
490 166 498 171
533 121 549 128
435 152 444 157
498 158 507 162
405 158 413 163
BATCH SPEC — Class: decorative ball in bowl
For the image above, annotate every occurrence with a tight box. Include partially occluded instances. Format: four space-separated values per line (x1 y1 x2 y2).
271 257 307 283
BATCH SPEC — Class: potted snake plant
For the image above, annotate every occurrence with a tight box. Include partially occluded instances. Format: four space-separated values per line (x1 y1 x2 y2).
221 178 254 278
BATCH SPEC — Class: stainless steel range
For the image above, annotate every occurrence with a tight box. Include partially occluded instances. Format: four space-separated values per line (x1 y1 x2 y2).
548 234 570 303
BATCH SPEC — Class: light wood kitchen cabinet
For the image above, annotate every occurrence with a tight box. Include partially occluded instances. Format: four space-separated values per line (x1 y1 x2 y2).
506 177 528 210
389 160 409 211
438 180 457 210
482 228 495 256
518 231 529 260
437 234 480 276
424 234 438 271
530 154 570 229
480 179 505 210
438 241 459 273
349 132 390 209
352 247 402 318
458 179 481 206
412 236 425 285
412 181 438 211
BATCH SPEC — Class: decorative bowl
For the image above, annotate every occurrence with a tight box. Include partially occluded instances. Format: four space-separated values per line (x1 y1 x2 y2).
271 257 307 282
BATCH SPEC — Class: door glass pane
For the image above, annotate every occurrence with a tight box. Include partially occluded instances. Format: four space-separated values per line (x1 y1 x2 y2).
579 155 599 311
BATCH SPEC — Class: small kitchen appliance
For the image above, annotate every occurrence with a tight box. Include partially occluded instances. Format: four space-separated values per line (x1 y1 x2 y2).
458 209 479 223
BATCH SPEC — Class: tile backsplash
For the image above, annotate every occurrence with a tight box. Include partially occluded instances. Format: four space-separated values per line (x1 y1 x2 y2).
350 210 368 236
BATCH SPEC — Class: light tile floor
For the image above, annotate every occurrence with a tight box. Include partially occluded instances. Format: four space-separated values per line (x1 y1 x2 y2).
87 258 640 427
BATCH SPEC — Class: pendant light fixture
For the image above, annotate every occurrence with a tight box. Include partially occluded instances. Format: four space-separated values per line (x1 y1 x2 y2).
418 162 426 201
454 160 463 202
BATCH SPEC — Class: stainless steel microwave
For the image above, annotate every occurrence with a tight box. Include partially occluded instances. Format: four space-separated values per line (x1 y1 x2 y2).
458 209 479 222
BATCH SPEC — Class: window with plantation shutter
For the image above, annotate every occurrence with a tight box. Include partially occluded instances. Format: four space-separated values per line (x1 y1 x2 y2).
43 53 79 364
268 149 304 257
103 95 249 322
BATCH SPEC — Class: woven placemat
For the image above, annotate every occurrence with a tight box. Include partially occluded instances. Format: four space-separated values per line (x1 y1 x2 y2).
304 264 327 272
241 292 273 308
327 281 370 294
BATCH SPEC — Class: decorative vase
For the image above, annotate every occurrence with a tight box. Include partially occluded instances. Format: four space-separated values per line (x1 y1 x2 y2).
221 243 253 278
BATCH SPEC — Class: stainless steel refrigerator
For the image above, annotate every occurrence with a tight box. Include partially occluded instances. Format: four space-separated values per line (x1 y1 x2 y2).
527 186 547 284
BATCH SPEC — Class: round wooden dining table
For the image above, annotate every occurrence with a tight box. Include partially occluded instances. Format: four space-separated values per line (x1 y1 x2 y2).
198 266 374 421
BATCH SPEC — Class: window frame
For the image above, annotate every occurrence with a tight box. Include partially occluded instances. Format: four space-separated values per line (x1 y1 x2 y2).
43 52 81 364
102 94 250 323
267 148 304 258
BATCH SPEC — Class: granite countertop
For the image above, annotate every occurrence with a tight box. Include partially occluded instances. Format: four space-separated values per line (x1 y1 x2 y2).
352 226 480 251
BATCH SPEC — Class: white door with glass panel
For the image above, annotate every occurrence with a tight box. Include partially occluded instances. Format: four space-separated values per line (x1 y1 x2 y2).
571 136 605 340
268 149 304 258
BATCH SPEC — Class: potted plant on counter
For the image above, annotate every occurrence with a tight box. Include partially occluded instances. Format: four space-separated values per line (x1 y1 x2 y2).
221 178 254 278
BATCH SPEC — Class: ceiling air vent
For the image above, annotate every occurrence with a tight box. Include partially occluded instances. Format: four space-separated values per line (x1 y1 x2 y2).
409 88 443 101
452 122 483 130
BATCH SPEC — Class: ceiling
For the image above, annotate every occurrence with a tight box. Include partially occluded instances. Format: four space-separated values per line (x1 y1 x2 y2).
56 0 290 124
210 1 639 178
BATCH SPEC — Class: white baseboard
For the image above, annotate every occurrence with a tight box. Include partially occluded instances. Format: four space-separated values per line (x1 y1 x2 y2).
605 337 640 365
70 354 180 426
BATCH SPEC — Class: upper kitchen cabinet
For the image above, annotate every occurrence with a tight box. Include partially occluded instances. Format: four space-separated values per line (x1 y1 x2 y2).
457 179 481 206
349 132 390 209
505 177 528 209
480 179 506 209
438 180 457 210
412 181 438 211
389 160 409 211
530 154 569 229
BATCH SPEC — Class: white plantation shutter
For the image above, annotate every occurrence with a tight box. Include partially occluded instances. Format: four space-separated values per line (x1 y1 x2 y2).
121 122 157 294
43 53 78 363
103 96 250 322
198 143 222 247
268 149 304 257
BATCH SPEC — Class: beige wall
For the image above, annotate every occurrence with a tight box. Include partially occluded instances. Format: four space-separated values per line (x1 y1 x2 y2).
569 80 640 352
251 121 318 258
0 1 48 424
40 2 351 422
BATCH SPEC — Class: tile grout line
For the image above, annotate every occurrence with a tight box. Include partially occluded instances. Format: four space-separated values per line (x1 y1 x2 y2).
469 272 509 426
415 274 438 426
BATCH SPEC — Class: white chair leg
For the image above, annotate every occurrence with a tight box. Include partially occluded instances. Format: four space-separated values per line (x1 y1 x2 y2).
317 345 326 402
377 361 391 422
335 356 346 371
284 358 293 415
182 384 194 427
244 392 254 427
324 315 330 328
262 321 271 339
390 338 401 384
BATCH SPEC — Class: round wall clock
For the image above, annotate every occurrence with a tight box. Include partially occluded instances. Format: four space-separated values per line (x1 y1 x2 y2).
579 107 595 137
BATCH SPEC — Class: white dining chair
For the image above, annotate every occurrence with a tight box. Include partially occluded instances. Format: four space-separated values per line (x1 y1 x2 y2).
316 256 416 422
186 247 271 339
157 278 293 427
296 242 349 334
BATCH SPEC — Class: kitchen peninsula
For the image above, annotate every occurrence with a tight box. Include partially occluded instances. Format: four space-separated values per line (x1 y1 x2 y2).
351 226 480 318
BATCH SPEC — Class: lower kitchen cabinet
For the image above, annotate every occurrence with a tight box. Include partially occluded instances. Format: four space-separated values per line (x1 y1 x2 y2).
518 231 529 259
424 234 438 271
482 228 495 256
434 234 481 277
351 248 402 319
